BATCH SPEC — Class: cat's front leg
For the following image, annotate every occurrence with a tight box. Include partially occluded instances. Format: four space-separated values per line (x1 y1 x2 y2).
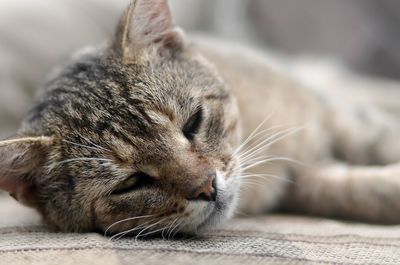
282 162 400 224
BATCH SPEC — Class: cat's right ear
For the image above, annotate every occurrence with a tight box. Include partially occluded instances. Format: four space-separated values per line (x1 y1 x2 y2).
113 0 186 63
0 136 53 207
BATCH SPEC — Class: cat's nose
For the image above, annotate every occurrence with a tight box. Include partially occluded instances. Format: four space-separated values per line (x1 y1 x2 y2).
187 173 217 202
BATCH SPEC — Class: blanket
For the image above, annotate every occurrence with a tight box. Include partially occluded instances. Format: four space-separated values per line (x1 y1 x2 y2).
1 194 400 265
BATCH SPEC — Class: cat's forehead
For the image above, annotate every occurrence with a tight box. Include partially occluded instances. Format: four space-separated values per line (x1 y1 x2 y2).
85 52 221 109
72 50 222 101
29 49 228 142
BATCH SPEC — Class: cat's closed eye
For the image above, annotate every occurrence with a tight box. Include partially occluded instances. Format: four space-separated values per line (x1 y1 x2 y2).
183 107 203 140
112 173 153 195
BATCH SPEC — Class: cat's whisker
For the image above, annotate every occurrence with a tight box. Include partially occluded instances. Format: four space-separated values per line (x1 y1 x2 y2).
234 126 293 160
135 218 167 242
235 137 295 170
105 214 155 237
111 217 160 241
237 173 280 179
239 155 276 167
56 157 112 166
232 115 274 156
244 155 303 168
241 181 260 188
237 127 303 162
76 132 112 153
164 218 179 240
235 152 308 174
170 219 186 240
161 218 174 240
232 129 307 175
239 177 263 183
168 218 183 240
167 218 183 240
238 127 303 162
238 173 296 184
140 223 173 239
239 156 301 172
109 218 156 241
232 155 280 172
239 180 266 188
238 143 279 162
235 124 293 156
62 140 106 153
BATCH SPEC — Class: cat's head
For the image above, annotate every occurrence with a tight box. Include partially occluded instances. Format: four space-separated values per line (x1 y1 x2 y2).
0 0 242 236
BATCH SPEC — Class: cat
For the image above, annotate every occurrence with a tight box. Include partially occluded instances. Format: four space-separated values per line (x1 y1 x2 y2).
0 0 400 238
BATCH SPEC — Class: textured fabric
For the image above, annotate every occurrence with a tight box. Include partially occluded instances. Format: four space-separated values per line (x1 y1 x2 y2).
1 195 400 265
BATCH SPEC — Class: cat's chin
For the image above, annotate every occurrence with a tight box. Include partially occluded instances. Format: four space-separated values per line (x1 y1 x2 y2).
195 200 235 233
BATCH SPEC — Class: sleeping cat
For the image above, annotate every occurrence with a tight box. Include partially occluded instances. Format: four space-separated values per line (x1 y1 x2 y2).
1 0 400 238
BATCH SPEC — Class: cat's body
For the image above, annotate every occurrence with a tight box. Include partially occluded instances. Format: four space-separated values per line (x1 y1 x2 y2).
1 0 400 236
198 36 400 222
196 37 400 222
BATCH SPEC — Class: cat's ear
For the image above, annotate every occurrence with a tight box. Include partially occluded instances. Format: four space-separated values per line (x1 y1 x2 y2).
113 0 186 62
0 136 53 207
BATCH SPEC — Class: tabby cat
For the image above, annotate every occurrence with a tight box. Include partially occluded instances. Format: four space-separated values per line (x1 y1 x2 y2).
1 0 400 238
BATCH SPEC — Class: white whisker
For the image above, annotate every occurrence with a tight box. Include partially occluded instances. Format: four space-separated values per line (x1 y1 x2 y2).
56 157 112 166
140 223 173 238
135 218 167 242
232 115 274 156
110 218 156 241
238 127 303 162
62 140 106 153
239 156 298 172
241 127 302 158
241 180 261 185
76 132 112 153
237 173 296 184
105 214 155 237
163 218 178 240
234 127 295 160
239 155 275 166
170 219 185 240
168 218 182 240
236 125 291 155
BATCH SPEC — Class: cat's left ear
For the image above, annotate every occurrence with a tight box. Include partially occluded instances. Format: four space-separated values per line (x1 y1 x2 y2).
0 136 53 207
113 0 186 62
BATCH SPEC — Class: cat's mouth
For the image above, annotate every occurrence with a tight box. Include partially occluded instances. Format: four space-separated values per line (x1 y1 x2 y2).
185 172 238 233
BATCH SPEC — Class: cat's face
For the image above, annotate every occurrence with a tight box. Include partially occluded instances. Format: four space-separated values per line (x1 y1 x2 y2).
0 0 242 236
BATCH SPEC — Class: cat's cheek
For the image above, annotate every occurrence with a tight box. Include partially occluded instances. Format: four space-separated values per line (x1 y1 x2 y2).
217 170 241 217
91 196 147 235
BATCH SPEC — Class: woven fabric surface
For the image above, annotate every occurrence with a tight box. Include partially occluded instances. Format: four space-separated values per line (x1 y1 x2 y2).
1 195 400 265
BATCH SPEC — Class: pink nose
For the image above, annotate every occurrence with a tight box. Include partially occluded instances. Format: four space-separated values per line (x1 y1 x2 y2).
187 173 217 202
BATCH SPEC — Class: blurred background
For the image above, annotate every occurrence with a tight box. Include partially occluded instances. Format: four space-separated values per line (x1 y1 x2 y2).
1 0 400 138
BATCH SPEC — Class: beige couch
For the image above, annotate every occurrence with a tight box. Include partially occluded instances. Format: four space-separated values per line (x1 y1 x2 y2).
2 194 399 265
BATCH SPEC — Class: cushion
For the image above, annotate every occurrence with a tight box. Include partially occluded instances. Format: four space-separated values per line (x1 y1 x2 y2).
1 194 400 265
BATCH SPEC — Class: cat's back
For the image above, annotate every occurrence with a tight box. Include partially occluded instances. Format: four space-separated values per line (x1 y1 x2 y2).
191 36 328 146
192 35 400 141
